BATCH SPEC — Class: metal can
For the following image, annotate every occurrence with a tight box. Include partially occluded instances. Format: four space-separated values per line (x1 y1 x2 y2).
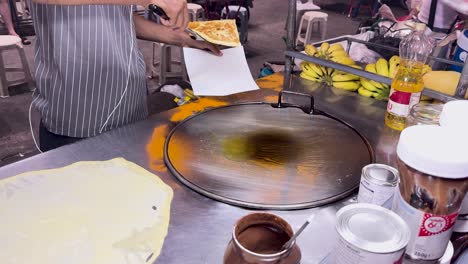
357 164 399 209
334 203 410 264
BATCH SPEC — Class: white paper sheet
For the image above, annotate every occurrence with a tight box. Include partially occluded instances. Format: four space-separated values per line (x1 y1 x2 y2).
183 46 259 96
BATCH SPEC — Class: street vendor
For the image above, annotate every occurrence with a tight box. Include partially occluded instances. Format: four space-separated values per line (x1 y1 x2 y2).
408 0 460 33
29 0 222 151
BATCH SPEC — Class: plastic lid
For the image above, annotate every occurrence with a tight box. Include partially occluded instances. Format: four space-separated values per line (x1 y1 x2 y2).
336 204 410 253
397 125 468 179
440 100 468 131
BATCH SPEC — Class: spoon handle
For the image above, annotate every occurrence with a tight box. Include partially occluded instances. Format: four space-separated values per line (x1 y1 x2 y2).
281 213 316 250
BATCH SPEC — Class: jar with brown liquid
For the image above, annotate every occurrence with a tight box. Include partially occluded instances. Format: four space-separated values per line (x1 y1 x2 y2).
223 213 301 264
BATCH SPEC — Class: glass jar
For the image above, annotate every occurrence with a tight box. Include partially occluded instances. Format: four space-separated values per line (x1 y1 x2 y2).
223 213 301 264
393 125 468 261
405 103 444 128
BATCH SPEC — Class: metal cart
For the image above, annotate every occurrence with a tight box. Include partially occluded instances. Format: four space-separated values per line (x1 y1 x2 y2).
283 0 468 102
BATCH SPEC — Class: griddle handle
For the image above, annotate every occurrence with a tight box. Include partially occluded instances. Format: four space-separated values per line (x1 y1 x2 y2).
272 91 315 114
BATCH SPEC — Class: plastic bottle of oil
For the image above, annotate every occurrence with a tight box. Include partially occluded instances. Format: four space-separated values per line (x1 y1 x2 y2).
385 23 433 130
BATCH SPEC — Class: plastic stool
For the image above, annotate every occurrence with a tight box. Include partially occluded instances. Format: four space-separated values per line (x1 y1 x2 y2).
221 5 248 44
296 11 328 47
296 0 321 28
151 43 188 85
0 35 33 98
187 3 204 21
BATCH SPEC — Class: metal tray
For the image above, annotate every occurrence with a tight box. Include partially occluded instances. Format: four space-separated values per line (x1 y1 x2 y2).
164 92 374 210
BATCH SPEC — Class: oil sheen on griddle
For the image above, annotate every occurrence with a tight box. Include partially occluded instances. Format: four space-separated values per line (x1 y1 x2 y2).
222 130 302 164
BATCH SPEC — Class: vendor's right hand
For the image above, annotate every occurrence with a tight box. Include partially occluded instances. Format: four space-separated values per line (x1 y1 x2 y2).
144 0 189 30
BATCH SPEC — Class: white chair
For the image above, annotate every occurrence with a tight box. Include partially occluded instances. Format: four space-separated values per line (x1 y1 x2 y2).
0 35 33 98
187 3 205 21
296 11 328 47
221 5 249 44
151 43 188 86
146 9 188 85
296 0 321 29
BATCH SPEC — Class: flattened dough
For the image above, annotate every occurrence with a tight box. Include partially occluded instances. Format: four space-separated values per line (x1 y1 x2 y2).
0 158 173 264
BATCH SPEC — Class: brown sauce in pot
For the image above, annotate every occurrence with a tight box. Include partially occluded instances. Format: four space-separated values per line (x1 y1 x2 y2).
237 224 291 254
223 213 301 264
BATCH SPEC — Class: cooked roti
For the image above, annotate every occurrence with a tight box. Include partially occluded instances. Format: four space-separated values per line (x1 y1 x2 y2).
188 20 241 47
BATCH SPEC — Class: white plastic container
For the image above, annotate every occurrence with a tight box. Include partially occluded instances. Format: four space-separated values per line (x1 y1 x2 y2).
334 204 410 264
395 125 468 261
440 100 468 232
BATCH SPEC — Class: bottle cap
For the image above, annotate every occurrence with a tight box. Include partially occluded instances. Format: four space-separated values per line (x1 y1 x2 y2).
440 100 468 131
397 125 468 179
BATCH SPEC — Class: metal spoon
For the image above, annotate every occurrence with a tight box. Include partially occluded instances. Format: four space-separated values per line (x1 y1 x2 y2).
281 212 317 251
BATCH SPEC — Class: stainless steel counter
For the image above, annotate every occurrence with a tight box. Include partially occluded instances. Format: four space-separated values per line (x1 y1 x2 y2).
0 74 402 263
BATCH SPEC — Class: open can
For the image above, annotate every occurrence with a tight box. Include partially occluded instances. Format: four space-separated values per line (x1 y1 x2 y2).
334 204 410 264
357 164 399 209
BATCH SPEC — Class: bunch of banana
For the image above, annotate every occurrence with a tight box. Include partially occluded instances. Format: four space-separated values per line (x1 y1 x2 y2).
305 43 356 66
358 57 397 100
302 42 360 91
300 62 361 92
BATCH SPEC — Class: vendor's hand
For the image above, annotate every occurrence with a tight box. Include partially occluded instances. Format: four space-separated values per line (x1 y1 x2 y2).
181 32 223 56
144 0 189 30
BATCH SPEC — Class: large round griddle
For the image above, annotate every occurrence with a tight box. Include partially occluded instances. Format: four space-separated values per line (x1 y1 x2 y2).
164 102 373 210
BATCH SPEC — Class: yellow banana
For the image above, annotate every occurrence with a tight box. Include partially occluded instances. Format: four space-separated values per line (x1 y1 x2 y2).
389 56 399 78
320 42 330 53
303 63 325 79
301 62 312 72
349 65 362 70
301 63 320 79
332 56 355 65
360 78 380 92
329 50 349 60
305 44 318 56
326 67 334 76
358 87 374 97
388 55 400 78
328 43 345 53
365 63 386 89
333 81 360 91
376 58 390 77
389 55 400 66
303 68 320 79
365 63 377 74
332 64 360 77
332 73 360 82
300 72 321 82
389 64 399 78
309 63 326 77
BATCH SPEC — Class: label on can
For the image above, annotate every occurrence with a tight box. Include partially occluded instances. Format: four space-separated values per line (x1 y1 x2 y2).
334 236 404 264
357 178 395 209
393 191 457 260
387 89 421 117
